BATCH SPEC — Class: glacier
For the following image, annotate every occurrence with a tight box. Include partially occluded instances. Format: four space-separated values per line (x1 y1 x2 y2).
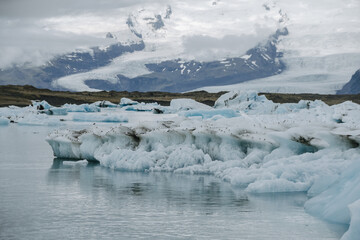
1 91 360 239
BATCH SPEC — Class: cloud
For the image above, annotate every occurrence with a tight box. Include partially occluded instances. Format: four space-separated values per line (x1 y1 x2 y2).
0 19 118 68
0 0 172 69
182 27 273 61
0 0 155 18
0 0 278 69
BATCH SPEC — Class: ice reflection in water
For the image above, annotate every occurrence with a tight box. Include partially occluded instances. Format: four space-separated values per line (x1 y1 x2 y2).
45 159 346 240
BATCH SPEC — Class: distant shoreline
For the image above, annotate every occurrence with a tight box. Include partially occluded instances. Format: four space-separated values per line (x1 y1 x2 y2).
0 85 359 107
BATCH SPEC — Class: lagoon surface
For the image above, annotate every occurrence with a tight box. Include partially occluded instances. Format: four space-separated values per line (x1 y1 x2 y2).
0 125 347 239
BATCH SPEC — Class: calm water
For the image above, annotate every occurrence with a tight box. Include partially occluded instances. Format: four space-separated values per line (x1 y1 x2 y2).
0 125 347 239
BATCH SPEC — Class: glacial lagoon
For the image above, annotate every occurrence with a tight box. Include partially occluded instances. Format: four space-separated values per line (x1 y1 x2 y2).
0 125 347 239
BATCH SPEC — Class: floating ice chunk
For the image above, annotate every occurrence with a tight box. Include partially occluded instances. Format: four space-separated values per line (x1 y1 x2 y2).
93 100 118 108
72 113 128 123
123 102 162 112
305 160 360 225
341 199 360 240
62 103 100 112
170 98 212 112
0 116 10 125
214 91 263 108
214 91 330 115
40 107 68 116
17 114 64 126
180 109 238 119
31 100 52 110
120 98 139 107
214 90 277 114
0 106 34 123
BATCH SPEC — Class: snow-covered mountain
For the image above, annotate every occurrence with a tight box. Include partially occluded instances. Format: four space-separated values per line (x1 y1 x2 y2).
0 0 359 93
84 28 288 92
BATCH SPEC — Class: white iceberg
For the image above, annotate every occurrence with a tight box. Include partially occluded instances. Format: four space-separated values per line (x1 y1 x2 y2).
31 100 52 110
0 116 10 125
170 98 212 112
72 113 128 123
62 103 100 112
123 102 162 112
42 107 68 116
119 98 139 107
93 100 118 108
180 109 239 119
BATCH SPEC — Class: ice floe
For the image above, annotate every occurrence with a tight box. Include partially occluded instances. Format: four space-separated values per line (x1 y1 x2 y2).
0 116 10 125
72 113 128 123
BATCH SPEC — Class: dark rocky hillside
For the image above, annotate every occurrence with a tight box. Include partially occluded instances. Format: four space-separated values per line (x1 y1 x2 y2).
1 85 359 108
337 69 360 94
86 28 289 92
0 41 145 90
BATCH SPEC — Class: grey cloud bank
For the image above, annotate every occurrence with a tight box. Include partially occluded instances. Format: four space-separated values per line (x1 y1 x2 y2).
0 0 283 69
0 0 151 18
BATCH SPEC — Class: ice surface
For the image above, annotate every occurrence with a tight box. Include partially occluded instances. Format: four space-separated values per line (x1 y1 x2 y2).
72 113 128 123
0 105 60 125
119 98 139 107
31 100 52 110
341 199 360 240
0 117 10 125
92 101 118 108
17 114 65 126
44 108 68 116
180 109 238 119
305 160 360 224
214 90 327 115
123 102 162 112
170 98 212 112
62 103 100 112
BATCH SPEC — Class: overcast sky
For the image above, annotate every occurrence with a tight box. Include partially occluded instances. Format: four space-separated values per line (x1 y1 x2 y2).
0 0 154 18
0 0 140 68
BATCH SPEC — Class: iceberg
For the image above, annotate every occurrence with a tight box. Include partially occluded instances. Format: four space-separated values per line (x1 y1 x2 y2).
31 100 52 110
119 97 164 112
119 98 139 107
180 109 239 119
62 103 100 112
170 98 212 112
214 90 328 115
93 100 118 108
72 113 128 123
305 160 360 225
17 114 65 126
41 107 68 116
123 102 162 112
0 116 10 125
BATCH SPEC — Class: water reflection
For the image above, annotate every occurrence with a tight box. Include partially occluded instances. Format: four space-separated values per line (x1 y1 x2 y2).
47 158 250 215
44 158 347 239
